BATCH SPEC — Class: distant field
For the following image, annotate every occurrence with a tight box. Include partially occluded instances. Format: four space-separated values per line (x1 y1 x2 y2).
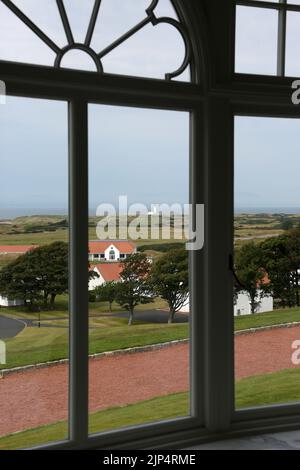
1 212 299 254
234 212 300 245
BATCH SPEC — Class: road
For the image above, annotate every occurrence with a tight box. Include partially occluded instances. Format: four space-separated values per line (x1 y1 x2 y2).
0 315 25 340
112 309 189 324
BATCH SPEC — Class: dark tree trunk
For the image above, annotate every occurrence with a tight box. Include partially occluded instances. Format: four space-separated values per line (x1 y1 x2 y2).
109 301 112 313
168 309 176 324
43 291 48 307
128 310 134 326
250 292 256 314
50 293 56 309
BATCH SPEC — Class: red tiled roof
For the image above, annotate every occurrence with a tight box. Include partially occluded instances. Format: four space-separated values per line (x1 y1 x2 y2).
94 263 123 282
256 269 270 287
0 245 37 254
89 241 136 254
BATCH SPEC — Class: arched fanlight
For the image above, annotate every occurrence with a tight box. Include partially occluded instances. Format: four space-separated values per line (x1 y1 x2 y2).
0 0 192 81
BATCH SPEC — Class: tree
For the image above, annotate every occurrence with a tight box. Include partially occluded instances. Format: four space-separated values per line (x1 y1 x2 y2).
26 242 68 308
94 281 117 312
115 253 154 326
0 242 68 309
150 248 189 323
261 225 300 308
0 253 42 308
235 242 266 314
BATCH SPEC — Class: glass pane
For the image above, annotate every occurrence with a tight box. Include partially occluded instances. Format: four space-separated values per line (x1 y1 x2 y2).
88 104 190 435
286 11 300 77
0 0 191 81
235 6 278 75
0 97 69 449
234 116 300 409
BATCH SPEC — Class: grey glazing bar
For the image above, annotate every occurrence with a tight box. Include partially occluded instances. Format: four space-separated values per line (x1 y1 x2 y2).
85 0 102 47
277 0 287 77
1 0 60 53
56 0 74 46
237 0 300 12
98 16 151 59
69 99 89 446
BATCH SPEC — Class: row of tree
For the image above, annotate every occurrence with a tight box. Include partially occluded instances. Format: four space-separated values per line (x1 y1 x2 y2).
235 225 300 313
94 249 189 325
0 242 68 309
0 243 189 325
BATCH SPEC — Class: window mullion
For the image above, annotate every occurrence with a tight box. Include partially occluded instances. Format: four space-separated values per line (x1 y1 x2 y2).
69 99 89 446
277 0 287 76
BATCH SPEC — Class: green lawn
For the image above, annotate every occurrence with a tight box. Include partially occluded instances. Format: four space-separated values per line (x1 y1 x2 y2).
0 308 188 370
0 392 189 450
2 299 300 370
235 307 300 331
236 367 300 408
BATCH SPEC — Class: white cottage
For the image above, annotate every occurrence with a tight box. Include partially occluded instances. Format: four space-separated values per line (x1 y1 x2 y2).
180 290 273 316
89 263 123 291
88 241 136 262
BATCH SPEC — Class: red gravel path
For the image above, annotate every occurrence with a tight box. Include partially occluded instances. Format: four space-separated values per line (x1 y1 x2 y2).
0 344 189 437
235 326 300 379
0 326 300 438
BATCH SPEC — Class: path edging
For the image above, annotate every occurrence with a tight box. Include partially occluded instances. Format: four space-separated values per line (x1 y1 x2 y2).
0 339 189 378
235 321 300 336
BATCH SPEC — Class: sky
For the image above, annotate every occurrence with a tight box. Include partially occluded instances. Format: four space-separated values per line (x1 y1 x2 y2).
1 1 300 216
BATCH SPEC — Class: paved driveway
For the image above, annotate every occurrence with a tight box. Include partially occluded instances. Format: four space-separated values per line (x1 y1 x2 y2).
111 309 189 324
0 315 26 339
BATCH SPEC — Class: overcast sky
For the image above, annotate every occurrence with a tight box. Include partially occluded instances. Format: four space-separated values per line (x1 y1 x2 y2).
0 1 300 216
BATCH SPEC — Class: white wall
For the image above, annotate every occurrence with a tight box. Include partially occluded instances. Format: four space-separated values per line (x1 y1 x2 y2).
0 295 23 307
88 269 105 291
234 290 273 316
180 291 274 316
104 245 120 261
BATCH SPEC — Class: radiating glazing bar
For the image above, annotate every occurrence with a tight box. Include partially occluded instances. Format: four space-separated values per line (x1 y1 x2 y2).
56 0 74 46
1 0 60 53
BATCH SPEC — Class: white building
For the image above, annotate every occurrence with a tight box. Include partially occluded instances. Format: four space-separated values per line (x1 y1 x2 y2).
89 263 123 291
180 290 273 316
88 241 136 263
234 290 273 316
0 295 23 307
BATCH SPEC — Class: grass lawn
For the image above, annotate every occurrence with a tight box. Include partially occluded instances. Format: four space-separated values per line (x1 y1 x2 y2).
0 303 188 370
0 392 189 450
236 367 300 409
2 297 300 369
235 307 300 331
